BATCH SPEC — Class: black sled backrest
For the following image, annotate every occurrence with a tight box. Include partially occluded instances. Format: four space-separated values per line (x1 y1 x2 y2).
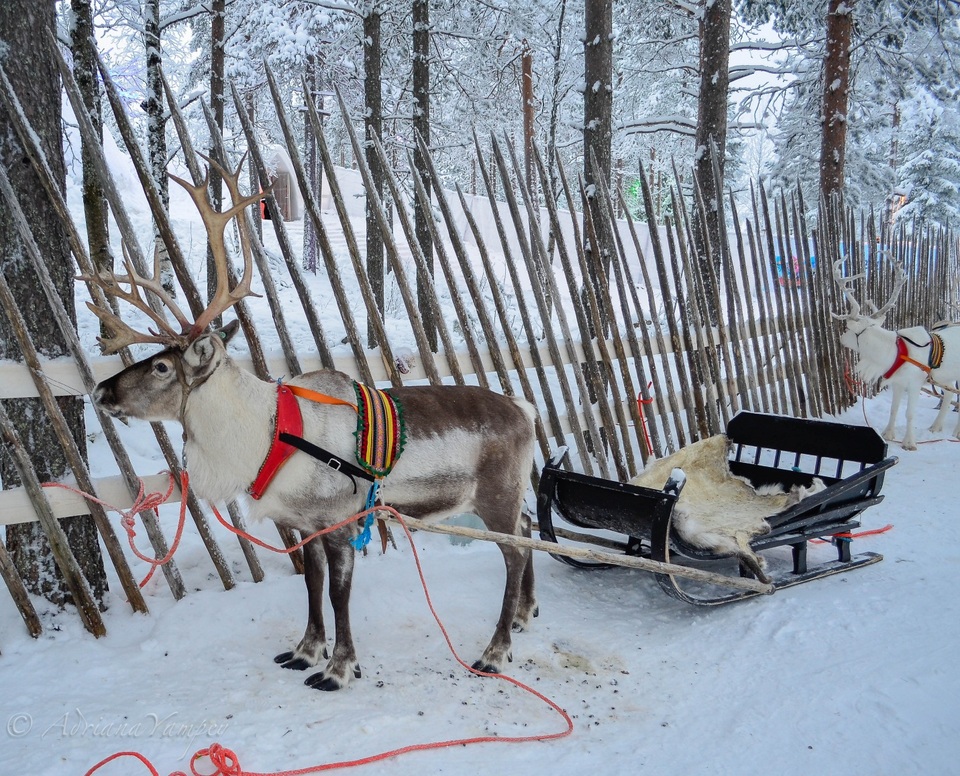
726 411 889 490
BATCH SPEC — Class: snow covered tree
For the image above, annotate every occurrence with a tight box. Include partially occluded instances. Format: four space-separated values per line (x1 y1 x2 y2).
0 0 108 606
68 0 112 276
693 0 733 278
583 0 613 329
412 0 434 350
897 103 960 228
738 0 960 213
819 0 853 202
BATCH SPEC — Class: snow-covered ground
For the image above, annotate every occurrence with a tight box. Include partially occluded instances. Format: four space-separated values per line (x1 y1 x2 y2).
1 391 958 776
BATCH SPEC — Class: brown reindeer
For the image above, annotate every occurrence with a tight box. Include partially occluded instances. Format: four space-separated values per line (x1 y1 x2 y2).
85 159 538 690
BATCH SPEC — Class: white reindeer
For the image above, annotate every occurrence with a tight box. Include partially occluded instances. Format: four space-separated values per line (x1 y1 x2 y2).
86 160 538 690
834 260 960 450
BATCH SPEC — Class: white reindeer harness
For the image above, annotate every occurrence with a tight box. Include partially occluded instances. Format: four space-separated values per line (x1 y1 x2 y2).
883 331 945 379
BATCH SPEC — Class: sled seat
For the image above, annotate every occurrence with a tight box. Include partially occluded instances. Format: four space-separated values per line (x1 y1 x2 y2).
537 411 898 605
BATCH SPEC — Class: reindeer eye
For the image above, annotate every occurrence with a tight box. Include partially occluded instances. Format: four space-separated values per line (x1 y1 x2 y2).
155 362 170 375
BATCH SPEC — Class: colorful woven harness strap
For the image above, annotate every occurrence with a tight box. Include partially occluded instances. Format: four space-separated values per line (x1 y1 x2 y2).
354 382 406 478
248 381 406 510
930 333 945 370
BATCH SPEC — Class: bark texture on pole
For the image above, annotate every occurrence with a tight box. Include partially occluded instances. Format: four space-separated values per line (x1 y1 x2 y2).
819 0 854 203
70 0 111 276
364 7 386 348
412 0 436 351
0 0 107 606
582 0 613 332
693 0 731 276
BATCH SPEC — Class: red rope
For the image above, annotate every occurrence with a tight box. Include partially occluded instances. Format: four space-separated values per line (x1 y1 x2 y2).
811 524 894 544
43 471 188 588
80 495 573 776
636 383 654 458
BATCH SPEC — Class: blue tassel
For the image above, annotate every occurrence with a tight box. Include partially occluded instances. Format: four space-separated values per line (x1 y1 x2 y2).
351 481 379 551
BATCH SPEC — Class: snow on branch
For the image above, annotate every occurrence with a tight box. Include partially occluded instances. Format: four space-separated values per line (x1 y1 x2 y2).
619 114 697 137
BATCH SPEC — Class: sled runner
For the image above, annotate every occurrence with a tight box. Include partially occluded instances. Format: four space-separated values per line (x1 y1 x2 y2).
536 412 898 605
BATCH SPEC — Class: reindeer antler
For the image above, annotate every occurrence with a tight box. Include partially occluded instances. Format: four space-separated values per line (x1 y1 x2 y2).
83 159 262 354
168 155 263 340
832 259 864 321
79 242 194 354
864 262 907 321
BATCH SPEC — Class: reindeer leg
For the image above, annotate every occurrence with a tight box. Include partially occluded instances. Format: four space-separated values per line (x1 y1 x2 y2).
275 537 328 670
902 384 919 451
883 383 903 443
472 542 528 674
514 513 538 630
305 534 360 691
931 387 955 433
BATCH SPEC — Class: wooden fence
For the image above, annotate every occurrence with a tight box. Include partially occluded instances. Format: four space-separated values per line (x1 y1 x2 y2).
0 45 958 642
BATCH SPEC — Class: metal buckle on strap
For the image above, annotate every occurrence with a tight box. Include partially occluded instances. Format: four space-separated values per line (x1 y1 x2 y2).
327 459 342 472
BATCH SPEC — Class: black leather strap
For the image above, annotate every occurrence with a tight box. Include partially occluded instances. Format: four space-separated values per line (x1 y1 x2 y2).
278 432 375 494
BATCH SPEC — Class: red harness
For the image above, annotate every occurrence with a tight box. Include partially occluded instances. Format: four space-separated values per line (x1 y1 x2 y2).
882 335 943 380
249 384 305 500
247 383 368 500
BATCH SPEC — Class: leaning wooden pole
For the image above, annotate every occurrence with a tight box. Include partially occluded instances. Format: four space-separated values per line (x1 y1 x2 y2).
0 72 189 600
472 133 569 459
0 404 106 637
58 40 236 592
0 255 148 613
0 532 42 640
388 514 773 595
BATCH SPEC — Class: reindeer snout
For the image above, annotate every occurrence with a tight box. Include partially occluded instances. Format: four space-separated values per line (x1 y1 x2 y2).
92 383 124 419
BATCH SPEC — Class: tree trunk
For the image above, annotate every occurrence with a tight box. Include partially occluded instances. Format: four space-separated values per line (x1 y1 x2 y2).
583 0 613 333
819 0 854 203
143 0 175 294
412 0 436 351
0 0 107 606
208 0 226 328
364 7 385 348
546 0 569 204
303 55 321 273
693 0 731 280
70 0 111 276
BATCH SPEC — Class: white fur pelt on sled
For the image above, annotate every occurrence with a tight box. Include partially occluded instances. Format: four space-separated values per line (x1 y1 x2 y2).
630 435 825 580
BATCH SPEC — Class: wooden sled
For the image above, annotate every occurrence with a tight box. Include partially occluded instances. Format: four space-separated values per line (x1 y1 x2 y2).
536 411 898 605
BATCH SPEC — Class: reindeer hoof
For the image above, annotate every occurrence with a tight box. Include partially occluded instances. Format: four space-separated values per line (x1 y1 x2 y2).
305 671 342 691
471 650 511 674
275 646 328 670
305 663 360 692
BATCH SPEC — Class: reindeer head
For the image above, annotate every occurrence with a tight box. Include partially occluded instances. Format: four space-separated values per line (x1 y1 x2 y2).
832 258 907 354
93 320 240 422
85 156 260 423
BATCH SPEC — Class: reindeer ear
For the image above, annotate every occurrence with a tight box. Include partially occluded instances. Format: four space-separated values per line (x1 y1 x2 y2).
184 332 221 369
217 319 240 344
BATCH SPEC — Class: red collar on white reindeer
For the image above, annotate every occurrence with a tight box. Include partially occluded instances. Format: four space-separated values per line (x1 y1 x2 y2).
883 334 944 379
